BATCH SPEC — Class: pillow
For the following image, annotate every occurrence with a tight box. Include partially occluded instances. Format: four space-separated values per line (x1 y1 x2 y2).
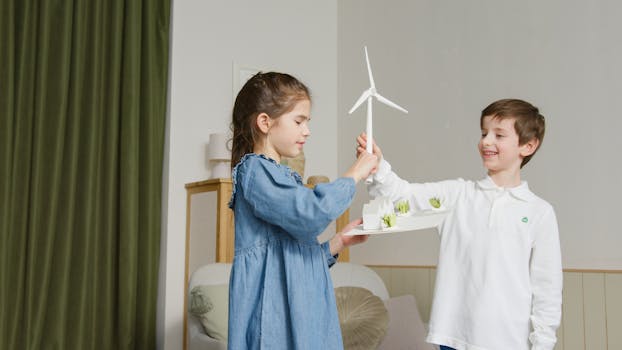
335 286 389 350
189 284 229 341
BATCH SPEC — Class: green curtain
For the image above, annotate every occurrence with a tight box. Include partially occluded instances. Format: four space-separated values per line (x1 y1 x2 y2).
0 0 170 349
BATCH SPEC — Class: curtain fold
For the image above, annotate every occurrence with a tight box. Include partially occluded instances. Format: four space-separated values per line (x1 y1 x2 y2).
0 0 170 349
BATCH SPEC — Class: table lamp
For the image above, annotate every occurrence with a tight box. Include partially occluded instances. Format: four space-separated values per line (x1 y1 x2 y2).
208 133 231 179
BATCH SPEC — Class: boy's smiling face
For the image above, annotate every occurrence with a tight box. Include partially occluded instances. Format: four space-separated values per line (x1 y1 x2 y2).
478 116 530 175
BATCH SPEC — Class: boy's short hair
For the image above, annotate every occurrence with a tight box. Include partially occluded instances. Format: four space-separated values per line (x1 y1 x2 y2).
481 99 546 168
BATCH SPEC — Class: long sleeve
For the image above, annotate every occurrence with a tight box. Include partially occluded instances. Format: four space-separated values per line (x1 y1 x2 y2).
321 241 338 267
369 158 464 211
368 159 413 201
240 157 355 240
529 205 563 350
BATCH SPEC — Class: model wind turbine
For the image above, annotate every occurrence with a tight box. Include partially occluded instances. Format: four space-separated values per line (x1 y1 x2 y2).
349 46 408 182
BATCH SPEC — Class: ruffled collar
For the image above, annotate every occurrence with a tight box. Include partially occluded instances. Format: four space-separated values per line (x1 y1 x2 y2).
228 153 303 208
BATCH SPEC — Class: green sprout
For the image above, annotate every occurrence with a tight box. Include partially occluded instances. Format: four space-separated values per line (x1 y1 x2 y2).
429 197 441 209
395 200 410 214
382 213 397 228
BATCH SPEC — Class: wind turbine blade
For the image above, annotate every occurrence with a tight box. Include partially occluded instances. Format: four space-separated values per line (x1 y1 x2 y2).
374 93 408 114
364 46 375 89
348 89 372 114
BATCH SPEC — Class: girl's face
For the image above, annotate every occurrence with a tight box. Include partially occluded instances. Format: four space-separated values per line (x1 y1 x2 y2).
262 99 311 162
478 116 525 175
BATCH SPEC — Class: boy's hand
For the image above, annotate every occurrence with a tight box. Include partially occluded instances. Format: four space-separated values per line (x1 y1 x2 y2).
356 132 383 163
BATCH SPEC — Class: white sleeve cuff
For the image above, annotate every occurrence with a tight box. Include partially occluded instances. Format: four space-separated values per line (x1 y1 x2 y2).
373 158 392 183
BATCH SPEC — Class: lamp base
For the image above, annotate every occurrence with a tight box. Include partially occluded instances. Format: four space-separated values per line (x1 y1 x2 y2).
211 160 231 179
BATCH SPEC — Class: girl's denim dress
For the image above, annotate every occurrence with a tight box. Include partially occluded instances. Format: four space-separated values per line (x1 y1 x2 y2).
227 154 355 350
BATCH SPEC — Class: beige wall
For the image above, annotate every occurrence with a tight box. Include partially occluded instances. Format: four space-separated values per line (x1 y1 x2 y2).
161 1 337 349
338 0 622 269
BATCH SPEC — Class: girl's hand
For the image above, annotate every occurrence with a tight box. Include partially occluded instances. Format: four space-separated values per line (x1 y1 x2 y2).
356 132 384 162
339 231 369 248
329 218 369 256
343 151 377 183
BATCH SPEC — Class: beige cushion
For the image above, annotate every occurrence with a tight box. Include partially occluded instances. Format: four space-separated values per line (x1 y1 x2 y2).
188 284 229 341
330 263 390 301
335 286 389 350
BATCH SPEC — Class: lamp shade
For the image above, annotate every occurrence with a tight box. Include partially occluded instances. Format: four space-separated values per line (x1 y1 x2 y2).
208 133 230 161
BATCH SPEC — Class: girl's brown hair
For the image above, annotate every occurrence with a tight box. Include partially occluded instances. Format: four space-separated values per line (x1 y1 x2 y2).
230 72 310 169
481 99 546 168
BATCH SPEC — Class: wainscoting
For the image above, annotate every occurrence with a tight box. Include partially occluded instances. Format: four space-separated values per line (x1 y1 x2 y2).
368 266 622 350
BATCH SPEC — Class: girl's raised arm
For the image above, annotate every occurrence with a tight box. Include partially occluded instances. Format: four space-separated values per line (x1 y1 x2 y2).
239 157 355 240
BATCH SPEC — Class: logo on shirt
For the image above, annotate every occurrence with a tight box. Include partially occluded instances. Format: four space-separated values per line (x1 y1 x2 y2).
521 217 528 223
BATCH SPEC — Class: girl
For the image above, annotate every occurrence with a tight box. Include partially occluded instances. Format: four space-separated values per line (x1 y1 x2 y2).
227 72 377 350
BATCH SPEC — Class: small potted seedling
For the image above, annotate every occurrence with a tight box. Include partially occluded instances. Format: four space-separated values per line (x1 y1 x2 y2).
363 196 394 230
382 213 397 228
429 197 444 210
395 199 410 216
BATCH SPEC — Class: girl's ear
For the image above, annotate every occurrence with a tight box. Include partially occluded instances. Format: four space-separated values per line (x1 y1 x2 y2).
520 138 540 157
256 113 271 134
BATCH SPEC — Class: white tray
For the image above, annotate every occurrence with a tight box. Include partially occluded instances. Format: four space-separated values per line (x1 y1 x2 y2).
344 209 450 236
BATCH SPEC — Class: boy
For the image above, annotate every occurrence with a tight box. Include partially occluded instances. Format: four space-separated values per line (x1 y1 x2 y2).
357 99 562 349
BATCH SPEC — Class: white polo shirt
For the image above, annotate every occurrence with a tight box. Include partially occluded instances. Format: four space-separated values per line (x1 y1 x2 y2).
370 159 562 350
